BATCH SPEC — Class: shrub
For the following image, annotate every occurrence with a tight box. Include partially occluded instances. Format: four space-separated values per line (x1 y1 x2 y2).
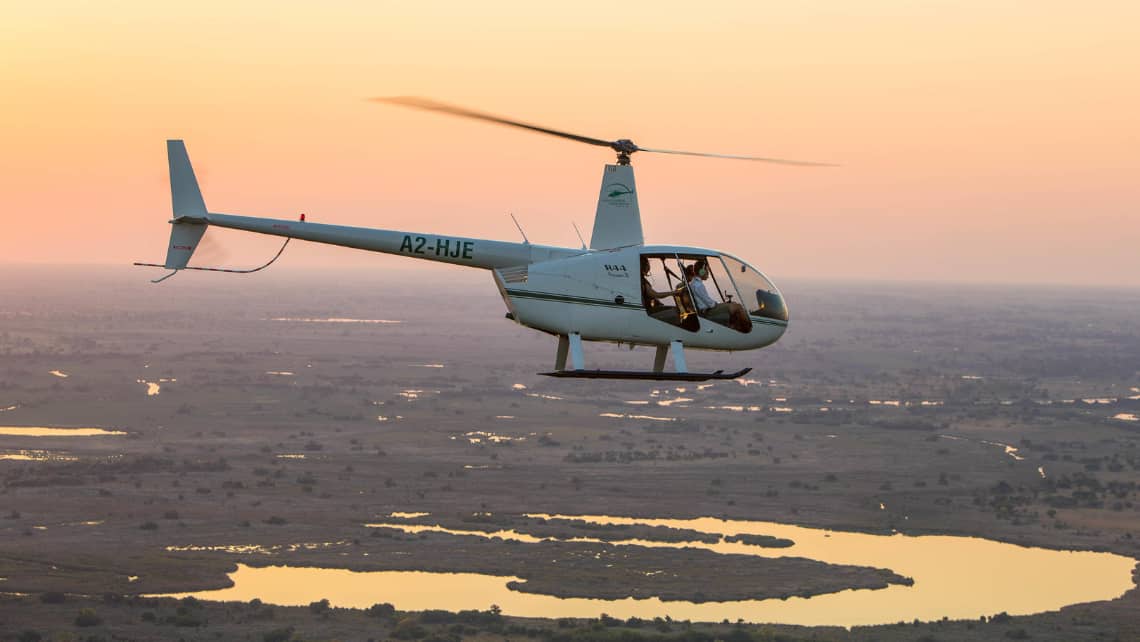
366 602 396 619
74 608 102 627
262 626 294 642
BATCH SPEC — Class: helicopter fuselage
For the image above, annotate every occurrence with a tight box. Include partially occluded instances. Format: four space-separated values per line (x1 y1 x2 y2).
199 213 787 352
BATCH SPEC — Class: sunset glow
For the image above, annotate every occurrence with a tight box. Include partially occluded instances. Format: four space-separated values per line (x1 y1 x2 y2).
2 2 1137 285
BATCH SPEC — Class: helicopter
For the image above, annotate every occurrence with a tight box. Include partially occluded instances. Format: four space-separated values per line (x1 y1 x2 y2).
136 98 830 381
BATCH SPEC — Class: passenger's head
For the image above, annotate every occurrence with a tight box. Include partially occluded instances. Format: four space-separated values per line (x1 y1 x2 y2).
695 260 709 280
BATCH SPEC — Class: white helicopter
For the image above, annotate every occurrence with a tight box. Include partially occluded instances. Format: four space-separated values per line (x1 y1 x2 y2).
137 98 829 381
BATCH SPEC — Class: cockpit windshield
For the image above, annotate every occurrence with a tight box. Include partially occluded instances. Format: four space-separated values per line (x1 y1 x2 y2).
720 255 788 322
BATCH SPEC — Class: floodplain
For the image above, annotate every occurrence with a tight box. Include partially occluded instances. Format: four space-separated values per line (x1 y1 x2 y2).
0 265 1137 641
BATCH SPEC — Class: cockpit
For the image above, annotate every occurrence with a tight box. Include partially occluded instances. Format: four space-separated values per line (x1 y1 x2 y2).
639 252 787 333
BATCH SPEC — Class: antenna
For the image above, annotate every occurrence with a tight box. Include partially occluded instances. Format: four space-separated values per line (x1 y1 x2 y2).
509 212 530 244
571 221 587 250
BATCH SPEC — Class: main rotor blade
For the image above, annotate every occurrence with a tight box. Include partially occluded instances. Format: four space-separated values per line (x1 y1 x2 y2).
636 146 838 167
373 96 615 149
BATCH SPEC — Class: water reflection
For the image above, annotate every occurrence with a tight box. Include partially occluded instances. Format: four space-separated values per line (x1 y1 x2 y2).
136 378 173 396
166 541 348 555
980 440 1025 461
599 413 675 422
170 512 1137 627
268 317 401 324
0 449 78 461
0 427 125 436
942 435 1025 462
452 431 527 444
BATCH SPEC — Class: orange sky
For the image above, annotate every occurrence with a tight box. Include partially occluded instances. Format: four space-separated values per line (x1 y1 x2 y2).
2 2 1137 286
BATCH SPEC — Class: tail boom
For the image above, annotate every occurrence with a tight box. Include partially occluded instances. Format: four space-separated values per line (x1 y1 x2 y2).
203 213 576 270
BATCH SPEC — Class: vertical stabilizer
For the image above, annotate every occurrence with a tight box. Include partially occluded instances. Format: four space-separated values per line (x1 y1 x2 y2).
589 164 643 250
168 140 208 218
164 140 209 269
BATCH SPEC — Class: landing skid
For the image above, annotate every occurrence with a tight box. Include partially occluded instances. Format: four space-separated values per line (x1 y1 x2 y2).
546 333 750 382
540 367 752 382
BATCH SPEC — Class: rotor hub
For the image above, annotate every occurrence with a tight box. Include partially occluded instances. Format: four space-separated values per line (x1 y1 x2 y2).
611 139 639 165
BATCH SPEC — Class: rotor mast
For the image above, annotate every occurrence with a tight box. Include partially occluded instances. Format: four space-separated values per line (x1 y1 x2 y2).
611 139 638 166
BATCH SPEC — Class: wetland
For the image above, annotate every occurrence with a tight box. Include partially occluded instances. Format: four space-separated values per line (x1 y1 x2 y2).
1 266 1137 641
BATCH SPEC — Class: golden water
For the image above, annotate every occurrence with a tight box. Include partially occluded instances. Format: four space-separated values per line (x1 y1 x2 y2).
161 513 1136 626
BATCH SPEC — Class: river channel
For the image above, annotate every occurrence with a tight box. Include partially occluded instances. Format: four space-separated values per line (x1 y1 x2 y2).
161 513 1136 626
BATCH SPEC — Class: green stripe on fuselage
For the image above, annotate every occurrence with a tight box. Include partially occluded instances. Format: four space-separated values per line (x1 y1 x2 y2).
504 288 789 327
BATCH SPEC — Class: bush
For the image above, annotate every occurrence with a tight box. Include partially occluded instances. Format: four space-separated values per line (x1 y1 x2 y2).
74 608 102 627
392 619 427 639
366 602 396 619
262 626 294 642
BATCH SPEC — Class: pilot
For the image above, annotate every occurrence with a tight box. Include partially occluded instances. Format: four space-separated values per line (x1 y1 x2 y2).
687 260 751 332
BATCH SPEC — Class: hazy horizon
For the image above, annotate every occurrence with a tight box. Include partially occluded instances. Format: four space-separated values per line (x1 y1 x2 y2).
4 260 1139 295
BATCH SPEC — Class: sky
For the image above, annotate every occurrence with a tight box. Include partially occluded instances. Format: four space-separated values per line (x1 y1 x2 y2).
2 1 1137 287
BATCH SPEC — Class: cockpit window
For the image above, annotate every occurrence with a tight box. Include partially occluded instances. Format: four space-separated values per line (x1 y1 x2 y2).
639 254 699 332
721 256 788 322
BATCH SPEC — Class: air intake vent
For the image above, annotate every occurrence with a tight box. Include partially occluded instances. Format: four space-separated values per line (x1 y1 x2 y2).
498 265 528 284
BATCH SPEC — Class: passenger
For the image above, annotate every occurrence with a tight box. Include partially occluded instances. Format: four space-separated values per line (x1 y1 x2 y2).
685 263 717 311
641 258 679 313
687 260 751 332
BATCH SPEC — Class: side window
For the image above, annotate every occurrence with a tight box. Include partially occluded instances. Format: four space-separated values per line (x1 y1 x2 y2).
639 254 698 332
